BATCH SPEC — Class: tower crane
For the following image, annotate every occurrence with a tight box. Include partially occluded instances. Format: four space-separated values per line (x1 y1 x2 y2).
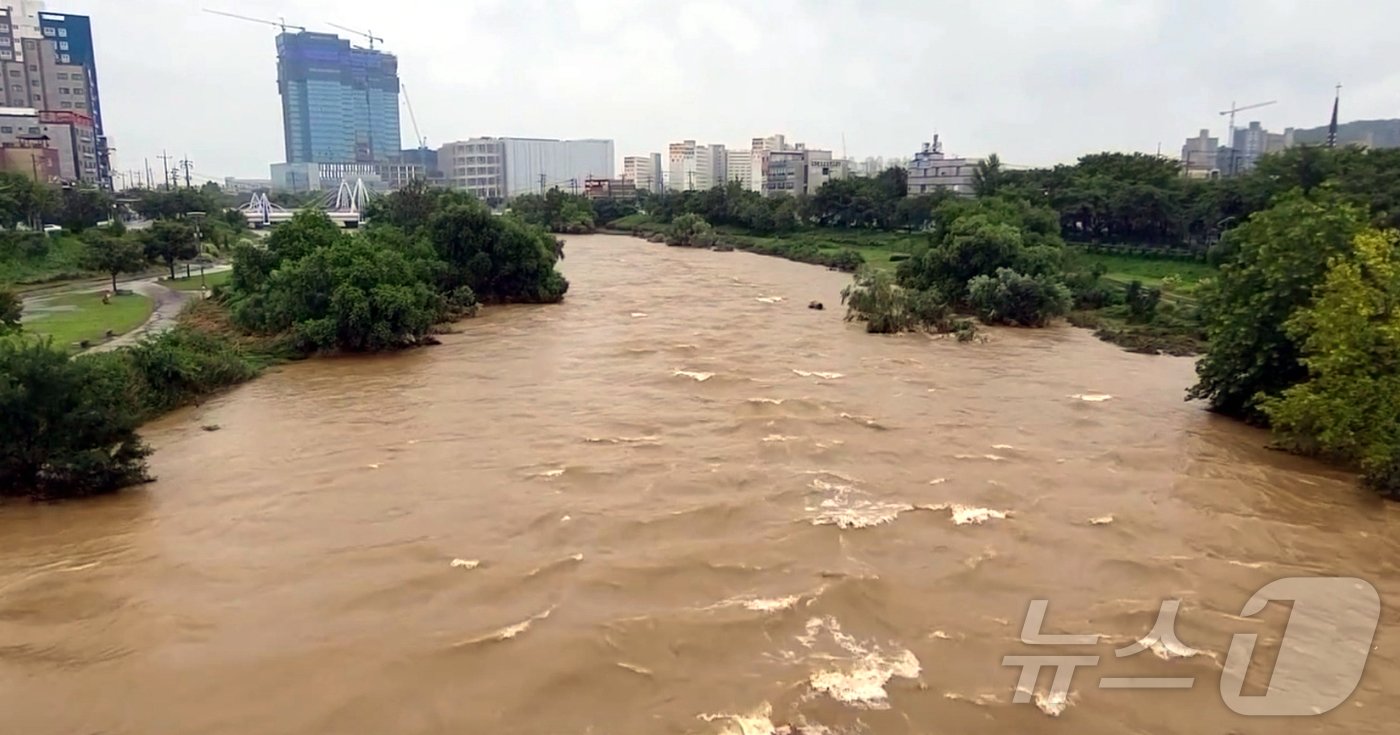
400 83 427 151
327 22 383 49
203 8 306 33
1219 100 1277 146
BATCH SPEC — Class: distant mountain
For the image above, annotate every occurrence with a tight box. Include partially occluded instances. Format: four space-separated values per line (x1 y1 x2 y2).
1288 119 1400 149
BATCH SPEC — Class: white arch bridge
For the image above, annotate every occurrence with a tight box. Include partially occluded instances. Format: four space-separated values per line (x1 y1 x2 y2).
240 178 374 229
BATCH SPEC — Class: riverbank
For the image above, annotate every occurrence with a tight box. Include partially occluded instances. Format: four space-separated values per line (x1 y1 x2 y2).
4 232 1391 735
605 216 1210 355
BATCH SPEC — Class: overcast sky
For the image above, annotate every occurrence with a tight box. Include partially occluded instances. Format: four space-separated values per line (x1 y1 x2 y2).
60 0 1399 181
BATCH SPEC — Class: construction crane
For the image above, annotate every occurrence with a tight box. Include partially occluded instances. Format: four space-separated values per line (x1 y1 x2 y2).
400 82 427 151
327 22 383 49
1219 99 1277 146
203 8 306 33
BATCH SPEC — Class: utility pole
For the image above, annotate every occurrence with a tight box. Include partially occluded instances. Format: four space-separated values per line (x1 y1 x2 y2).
539 172 546 194
144 157 153 189
180 157 193 189
158 150 174 190
569 178 578 195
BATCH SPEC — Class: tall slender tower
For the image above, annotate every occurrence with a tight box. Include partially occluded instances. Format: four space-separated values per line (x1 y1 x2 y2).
1326 84 1341 149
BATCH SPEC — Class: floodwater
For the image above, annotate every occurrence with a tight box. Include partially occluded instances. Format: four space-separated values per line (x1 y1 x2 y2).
2 234 1397 734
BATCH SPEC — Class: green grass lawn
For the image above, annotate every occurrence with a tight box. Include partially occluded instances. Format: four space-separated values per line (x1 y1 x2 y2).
0 234 91 285
1082 252 1216 286
163 269 232 291
22 291 155 350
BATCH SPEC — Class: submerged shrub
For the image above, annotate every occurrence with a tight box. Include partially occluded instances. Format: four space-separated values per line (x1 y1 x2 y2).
966 268 1071 327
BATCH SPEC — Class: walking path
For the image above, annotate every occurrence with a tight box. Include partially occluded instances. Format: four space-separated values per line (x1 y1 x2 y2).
85 280 190 353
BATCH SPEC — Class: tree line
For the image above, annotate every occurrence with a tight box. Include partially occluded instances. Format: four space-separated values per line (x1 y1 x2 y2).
2 182 570 499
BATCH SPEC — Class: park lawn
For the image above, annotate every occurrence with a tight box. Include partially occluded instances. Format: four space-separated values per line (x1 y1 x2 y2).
23 291 155 351
0 234 91 285
1082 252 1216 286
164 269 232 291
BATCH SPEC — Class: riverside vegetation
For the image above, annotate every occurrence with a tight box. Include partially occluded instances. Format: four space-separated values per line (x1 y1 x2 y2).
2 184 568 499
590 146 1400 497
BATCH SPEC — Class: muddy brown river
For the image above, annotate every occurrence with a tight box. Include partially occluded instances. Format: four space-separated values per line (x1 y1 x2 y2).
2 234 1397 734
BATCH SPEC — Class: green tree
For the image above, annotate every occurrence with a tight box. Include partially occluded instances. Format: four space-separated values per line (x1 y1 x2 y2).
0 339 151 499
134 188 221 221
53 187 114 233
971 153 1004 197
427 200 569 303
1189 191 1366 420
1262 228 1400 496
841 267 957 334
83 227 148 293
966 267 1071 327
142 219 199 279
666 213 716 247
363 178 440 234
255 235 441 352
0 171 48 229
0 288 20 333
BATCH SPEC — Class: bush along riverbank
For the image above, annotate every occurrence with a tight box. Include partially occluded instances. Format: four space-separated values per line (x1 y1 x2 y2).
605 144 1400 497
1 187 570 501
609 212 866 272
606 194 1208 355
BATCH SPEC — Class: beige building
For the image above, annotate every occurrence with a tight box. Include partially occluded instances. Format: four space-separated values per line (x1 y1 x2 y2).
622 155 653 191
1181 128 1218 178
804 149 847 194
438 137 505 201
725 150 751 187
667 139 695 191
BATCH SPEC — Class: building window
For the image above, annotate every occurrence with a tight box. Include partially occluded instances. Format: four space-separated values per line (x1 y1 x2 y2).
27 126 37 133
58 41 67 50
59 54 68 62
6 69 15 77
26 63 35 71
0 126 10 133
57 28 67 38
55 71 65 80
60 101 71 108
42 26 53 37
72 86 81 94
29 79 36 86
58 87 68 94
0 50 9 60
74 101 83 109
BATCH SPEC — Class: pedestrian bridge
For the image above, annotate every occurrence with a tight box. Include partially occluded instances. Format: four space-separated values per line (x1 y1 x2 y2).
239 178 372 229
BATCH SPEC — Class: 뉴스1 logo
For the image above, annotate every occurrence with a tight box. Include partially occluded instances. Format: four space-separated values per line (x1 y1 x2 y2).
1003 576 1380 716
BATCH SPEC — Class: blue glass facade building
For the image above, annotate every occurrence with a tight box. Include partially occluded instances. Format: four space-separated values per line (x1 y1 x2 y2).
276 32 400 164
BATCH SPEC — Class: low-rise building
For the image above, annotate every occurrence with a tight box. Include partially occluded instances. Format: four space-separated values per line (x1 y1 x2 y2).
38 108 94 183
804 150 847 194
583 176 638 200
762 149 807 196
907 135 980 196
0 132 58 181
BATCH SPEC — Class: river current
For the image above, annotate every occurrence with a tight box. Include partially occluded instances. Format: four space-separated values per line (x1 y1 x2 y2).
1 234 1396 734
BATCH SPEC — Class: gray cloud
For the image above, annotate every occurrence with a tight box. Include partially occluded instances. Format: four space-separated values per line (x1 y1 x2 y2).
75 0 1399 180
